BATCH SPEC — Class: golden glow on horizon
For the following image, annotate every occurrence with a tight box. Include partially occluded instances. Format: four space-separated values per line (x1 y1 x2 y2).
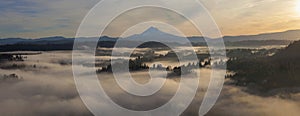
296 0 300 15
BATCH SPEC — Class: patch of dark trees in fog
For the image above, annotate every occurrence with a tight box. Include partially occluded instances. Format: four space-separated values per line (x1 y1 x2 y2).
227 40 300 91
0 74 23 82
97 54 213 77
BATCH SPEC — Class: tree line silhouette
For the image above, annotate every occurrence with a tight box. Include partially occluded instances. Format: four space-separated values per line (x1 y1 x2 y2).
97 54 213 76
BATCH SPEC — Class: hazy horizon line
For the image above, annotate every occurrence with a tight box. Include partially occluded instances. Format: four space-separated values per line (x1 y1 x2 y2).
1 28 300 40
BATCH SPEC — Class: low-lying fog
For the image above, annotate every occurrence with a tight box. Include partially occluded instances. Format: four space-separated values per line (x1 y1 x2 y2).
0 51 299 116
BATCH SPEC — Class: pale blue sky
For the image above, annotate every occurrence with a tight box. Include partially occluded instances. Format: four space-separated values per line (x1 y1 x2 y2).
0 0 300 38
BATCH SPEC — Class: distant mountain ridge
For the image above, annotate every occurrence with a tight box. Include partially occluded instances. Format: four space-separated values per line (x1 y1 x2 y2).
0 36 117 45
1 28 299 45
223 30 300 42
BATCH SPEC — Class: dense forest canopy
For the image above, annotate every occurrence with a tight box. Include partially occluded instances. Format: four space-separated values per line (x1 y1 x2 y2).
227 41 300 90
